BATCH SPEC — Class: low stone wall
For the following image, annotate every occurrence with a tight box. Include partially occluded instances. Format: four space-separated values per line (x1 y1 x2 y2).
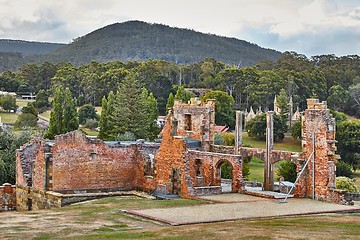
0 183 16 211
347 192 360 201
17 186 154 211
192 186 221 196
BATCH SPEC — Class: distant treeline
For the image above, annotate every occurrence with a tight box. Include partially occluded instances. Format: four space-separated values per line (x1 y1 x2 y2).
0 52 359 117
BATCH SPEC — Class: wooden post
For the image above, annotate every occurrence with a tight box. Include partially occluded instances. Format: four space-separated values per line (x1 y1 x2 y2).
264 111 274 191
234 111 243 155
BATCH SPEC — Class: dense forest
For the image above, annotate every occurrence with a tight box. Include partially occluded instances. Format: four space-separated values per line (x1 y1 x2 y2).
0 21 281 71
0 39 65 56
1 52 359 118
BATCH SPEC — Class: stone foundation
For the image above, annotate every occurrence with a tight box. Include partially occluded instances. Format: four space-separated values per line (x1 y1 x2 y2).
0 183 16 211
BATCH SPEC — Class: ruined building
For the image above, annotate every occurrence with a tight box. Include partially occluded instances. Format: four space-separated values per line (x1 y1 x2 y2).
13 98 347 211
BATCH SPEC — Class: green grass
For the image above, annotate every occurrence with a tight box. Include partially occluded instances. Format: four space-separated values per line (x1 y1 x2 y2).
2 196 359 239
0 112 19 124
353 170 360 190
247 157 286 182
242 132 302 152
39 110 51 119
79 127 99 136
16 99 34 107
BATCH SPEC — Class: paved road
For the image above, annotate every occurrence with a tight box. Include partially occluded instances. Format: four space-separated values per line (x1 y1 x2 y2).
128 194 360 225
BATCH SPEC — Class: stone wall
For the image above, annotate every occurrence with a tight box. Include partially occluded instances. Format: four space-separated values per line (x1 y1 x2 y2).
0 183 16 211
186 150 242 195
295 99 341 203
51 131 145 192
172 98 215 151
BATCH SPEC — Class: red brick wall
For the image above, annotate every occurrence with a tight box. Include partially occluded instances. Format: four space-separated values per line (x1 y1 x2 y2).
153 114 188 195
186 150 243 193
51 131 143 192
0 183 16 211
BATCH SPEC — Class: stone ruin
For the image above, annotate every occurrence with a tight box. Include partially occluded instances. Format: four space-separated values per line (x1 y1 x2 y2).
13 97 349 211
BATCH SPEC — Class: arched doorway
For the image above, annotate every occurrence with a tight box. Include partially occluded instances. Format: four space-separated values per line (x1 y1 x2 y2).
215 159 234 193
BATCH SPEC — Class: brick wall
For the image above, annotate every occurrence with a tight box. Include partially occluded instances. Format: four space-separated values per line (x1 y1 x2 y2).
0 183 16 211
51 131 144 192
295 99 340 203
186 150 242 195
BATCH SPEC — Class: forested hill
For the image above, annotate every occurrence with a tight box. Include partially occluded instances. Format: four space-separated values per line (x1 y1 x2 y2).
49 21 281 65
0 39 65 56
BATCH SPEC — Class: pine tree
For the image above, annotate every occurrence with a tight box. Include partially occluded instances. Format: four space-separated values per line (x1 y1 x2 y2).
99 91 116 140
98 96 108 140
62 88 78 133
47 86 78 139
112 73 144 138
146 92 159 140
166 92 174 113
48 86 64 138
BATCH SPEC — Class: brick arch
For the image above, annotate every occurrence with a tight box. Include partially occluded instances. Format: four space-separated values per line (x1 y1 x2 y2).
214 158 236 192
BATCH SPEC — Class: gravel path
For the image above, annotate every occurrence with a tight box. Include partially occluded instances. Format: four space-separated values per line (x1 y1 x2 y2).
128 194 360 225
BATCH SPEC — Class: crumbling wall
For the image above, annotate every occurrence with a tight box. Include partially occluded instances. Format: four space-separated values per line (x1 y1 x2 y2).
172 99 215 150
186 150 242 195
153 112 188 196
0 183 16 211
295 99 340 203
16 138 43 188
212 145 295 164
51 131 143 192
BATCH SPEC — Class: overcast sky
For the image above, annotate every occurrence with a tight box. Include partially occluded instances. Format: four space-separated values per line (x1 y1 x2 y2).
0 0 359 57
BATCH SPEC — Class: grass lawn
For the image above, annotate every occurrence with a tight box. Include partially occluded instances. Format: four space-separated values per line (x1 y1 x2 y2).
354 170 360 191
1 196 359 239
0 112 19 124
243 132 302 152
16 98 34 108
79 127 99 136
39 110 51 119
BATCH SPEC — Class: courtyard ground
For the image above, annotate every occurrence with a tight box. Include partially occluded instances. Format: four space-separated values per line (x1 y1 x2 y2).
1 194 359 239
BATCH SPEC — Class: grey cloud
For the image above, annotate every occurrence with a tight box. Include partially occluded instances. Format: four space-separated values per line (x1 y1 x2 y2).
235 25 360 57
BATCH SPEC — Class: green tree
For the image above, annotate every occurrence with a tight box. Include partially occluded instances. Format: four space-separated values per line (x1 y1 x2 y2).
174 86 192 103
327 85 349 111
98 91 115 140
0 130 31 184
0 95 17 112
14 102 38 129
166 92 174 113
78 104 98 125
290 121 302 140
246 113 288 141
62 88 79 133
277 161 297 182
145 92 160 141
47 86 78 139
34 89 50 112
112 73 147 139
336 161 353 178
336 119 360 171
203 90 235 128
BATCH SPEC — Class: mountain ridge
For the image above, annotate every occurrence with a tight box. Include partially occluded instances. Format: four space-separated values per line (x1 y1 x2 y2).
0 20 282 69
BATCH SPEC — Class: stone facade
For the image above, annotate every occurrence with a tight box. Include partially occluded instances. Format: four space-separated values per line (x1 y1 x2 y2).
16 98 242 210
295 99 341 202
15 97 344 211
0 183 16 211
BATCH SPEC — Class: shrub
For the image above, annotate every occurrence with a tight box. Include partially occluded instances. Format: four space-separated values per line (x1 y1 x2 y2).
221 132 235 146
115 131 137 141
290 121 302 140
83 119 98 129
336 177 359 193
276 161 297 182
220 162 232 179
214 133 225 145
336 161 353 178
242 157 251 179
